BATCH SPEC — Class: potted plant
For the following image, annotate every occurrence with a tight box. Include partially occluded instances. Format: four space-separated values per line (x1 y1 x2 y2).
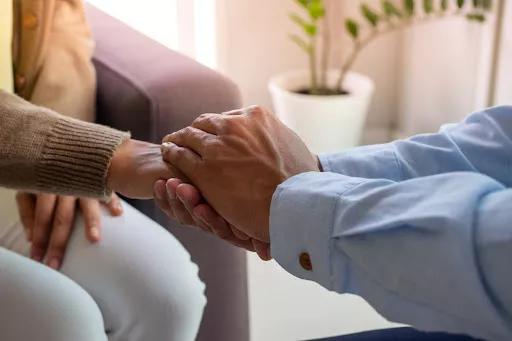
268 0 493 153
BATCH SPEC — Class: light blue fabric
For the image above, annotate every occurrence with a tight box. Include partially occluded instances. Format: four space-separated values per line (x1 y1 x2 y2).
270 106 512 341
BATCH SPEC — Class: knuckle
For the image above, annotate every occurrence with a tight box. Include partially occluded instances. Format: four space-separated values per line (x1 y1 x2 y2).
162 133 173 143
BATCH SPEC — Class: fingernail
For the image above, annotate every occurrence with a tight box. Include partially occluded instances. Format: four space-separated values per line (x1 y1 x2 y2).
32 254 42 263
162 142 174 149
90 227 100 241
25 229 32 242
114 202 123 213
166 187 176 200
48 258 60 270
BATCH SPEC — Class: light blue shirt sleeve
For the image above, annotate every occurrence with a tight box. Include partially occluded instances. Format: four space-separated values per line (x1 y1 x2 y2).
270 172 512 341
319 106 512 187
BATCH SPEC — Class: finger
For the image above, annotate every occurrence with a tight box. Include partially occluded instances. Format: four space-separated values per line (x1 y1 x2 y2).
154 180 175 218
104 193 123 216
161 142 201 181
166 180 199 227
222 108 244 116
31 194 57 263
230 225 252 241
46 196 77 270
164 180 213 233
16 192 36 242
79 199 101 243
163 127 215 157
190 113 224 135
193 204 236 240
253 239 272 261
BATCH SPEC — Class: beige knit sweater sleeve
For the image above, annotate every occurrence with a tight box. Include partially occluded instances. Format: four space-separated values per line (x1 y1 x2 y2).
0 90 130 199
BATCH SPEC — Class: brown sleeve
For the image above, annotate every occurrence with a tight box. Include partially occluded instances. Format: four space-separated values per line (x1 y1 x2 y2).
0 90 130 199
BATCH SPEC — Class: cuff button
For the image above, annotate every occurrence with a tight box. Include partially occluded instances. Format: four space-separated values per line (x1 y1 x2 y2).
299 253 312 271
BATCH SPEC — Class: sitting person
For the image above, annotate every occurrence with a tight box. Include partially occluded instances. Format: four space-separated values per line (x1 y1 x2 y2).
0 1 205 340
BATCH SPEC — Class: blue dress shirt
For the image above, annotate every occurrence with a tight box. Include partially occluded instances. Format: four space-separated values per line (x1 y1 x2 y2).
270 106 512 341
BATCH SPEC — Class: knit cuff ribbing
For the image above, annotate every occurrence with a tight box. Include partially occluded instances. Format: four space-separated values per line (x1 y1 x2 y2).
36 117 130 200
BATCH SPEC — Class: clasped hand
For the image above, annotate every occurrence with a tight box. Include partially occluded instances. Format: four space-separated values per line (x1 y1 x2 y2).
154 106 320 260
18 106 318 269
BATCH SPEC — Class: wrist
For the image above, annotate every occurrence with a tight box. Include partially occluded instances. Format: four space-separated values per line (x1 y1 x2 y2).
107 139 134 193
315 154 323 172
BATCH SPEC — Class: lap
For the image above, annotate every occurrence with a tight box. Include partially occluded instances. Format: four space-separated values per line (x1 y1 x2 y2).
0 197 205 338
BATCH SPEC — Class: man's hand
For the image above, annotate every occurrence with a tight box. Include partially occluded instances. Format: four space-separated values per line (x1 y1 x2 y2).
16 192 123 270
160 106 319 242
153 179 272 260
107 139 187 199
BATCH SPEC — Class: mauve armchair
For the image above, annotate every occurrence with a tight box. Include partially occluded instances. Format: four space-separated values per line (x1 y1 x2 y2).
85 5 249 341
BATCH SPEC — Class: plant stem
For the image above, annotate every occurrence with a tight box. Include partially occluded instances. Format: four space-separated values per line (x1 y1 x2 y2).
320 0 331 91
310 35 319 95
336 11 480 93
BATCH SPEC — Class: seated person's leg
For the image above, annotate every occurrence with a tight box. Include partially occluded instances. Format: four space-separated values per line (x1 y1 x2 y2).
61 201 207 341
0 248 107 341
4 200 206 341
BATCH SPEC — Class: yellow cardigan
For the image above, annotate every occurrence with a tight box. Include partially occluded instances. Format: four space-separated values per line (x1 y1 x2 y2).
0 0 13 93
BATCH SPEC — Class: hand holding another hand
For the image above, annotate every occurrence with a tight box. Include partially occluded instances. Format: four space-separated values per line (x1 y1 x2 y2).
154 178 272 260
160 106 320 243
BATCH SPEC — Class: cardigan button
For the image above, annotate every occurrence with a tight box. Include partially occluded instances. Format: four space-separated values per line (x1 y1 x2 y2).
23 12 38 29
299 253 313 271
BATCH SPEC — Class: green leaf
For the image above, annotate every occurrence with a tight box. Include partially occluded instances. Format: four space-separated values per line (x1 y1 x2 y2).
290 13 308 28
404 0 415 15
382 0 404 18
304 24 318 36
466 13 486 21
308 0 325 20
345 19 359 39
441 0 448 11
290 34 311 52
457 0 466 9
382 0 403 18
483 0 492 10
295 0 310 8
361 4 379 27
423 0 434 13
290 13 318 36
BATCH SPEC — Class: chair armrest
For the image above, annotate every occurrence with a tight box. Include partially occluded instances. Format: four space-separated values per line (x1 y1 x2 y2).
85 5 242 143
85 6 249 341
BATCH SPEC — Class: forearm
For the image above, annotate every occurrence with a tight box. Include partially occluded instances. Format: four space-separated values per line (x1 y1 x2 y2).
0 91 129 199
321 106 512 187
271 171 512 341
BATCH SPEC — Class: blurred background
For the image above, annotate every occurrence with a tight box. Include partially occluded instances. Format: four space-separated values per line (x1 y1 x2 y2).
86 1 511 340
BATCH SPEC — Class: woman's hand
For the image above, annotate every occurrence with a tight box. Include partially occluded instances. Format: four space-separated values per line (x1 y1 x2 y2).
16 192 123 270
107 139 188 199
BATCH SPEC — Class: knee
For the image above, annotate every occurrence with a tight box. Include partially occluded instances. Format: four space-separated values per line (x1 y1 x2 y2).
134 258 207 340
0 253 106 341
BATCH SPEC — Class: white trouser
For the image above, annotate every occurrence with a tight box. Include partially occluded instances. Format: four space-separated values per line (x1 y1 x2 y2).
0 190 206 341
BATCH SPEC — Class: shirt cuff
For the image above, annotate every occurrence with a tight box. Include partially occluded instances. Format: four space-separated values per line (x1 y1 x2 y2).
319 143 401 181
270 171 362 290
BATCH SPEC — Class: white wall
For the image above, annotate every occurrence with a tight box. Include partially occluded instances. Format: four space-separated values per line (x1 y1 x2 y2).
397 14 496 136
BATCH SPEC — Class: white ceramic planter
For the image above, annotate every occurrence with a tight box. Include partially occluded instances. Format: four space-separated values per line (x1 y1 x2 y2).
268 70 375 154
